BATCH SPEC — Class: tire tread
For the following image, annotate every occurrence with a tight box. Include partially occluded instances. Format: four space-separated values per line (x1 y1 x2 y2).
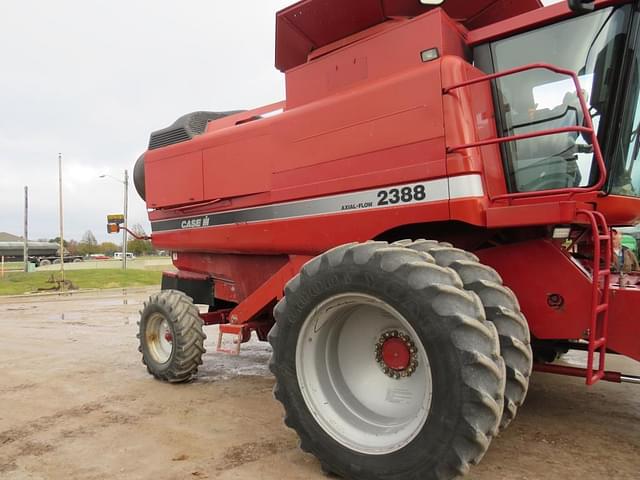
401 240 533 430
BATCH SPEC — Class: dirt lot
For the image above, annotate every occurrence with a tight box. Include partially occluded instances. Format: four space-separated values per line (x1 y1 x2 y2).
1 288 638 480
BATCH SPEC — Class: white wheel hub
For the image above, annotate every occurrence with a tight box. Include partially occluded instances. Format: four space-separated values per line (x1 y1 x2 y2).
296 293 433 455
146 313 174 364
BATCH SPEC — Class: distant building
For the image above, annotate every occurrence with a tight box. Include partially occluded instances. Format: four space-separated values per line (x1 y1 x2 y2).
0 232 22 242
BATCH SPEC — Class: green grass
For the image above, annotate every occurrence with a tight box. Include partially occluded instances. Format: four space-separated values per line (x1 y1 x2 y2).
0 269 162 296
1 261 25 271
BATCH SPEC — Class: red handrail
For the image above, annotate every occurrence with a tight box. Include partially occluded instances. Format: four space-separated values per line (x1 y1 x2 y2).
443 63 606 202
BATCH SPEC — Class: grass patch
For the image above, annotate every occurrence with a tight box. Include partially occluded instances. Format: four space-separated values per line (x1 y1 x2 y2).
1 262 26 271
0 269 162 296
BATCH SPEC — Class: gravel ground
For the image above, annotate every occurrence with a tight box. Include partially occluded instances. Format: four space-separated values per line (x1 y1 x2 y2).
0 288 638 479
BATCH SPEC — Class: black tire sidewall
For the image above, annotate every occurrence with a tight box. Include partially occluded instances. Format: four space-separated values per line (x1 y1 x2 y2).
274 262 467 477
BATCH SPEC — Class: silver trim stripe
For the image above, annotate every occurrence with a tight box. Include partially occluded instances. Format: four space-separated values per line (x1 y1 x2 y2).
150 174 485 232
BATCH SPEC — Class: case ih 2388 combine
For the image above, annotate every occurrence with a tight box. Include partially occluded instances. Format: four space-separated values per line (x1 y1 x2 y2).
119 0 640 478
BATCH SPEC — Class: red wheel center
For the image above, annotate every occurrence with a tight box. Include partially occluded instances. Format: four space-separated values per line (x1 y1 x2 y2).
164 331 173 343
381 337 411 371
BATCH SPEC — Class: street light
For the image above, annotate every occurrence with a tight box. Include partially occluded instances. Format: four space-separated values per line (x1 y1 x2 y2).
99 170 129 270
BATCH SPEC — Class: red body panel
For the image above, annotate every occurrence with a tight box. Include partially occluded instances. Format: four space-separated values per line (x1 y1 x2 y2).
467 0 627 47
477 240 593 341
147 56 448 212
596 195 640 226
478 240 640 362
173 253 289 302
285 10 467 108
607 287 640 361
275 0 542 72
146 151 204 207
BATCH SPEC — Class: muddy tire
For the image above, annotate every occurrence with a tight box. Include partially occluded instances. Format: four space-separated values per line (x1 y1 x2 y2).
269 242 505 480
137 289 206 383
398 240 533 430
39 259 52 266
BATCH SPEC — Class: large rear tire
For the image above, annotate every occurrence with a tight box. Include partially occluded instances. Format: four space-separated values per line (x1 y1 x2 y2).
269 242 505 480
397 240 533 430
137 290 206 383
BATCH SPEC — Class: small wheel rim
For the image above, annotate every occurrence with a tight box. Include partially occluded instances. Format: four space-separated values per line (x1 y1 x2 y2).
296 293 433 455
146 313 174 364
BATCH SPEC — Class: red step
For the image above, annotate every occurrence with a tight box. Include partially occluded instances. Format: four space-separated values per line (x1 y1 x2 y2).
216 324 245 355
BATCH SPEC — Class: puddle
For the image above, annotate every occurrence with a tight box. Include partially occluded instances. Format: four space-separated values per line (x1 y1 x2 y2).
197 330 273 382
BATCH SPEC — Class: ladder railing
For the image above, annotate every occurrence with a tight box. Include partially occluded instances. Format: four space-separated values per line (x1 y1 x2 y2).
578 209 611 385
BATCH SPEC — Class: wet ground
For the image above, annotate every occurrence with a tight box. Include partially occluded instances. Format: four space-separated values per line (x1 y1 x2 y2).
0 288 638 479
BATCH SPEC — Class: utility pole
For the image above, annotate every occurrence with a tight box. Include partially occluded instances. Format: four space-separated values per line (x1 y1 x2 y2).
123 169 129 271
58 153 65 292
99 170 129 270
23 186 28 272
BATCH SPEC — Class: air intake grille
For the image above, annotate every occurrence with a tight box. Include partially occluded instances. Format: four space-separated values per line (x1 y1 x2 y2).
149 127 191 150
148 110 244 150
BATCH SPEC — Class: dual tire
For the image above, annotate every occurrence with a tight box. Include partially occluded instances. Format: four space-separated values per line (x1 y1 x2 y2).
396 240 532 430
269 241 532 480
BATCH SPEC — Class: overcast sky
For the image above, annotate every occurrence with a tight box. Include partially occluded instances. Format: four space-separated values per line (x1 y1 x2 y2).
0 0 562 244
0 0 291 243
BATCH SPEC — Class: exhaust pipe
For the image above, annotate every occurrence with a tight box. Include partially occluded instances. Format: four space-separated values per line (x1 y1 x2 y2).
621 374 640 385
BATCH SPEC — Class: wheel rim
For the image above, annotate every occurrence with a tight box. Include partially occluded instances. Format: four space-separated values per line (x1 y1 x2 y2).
296 293 432 455
146 313 174 364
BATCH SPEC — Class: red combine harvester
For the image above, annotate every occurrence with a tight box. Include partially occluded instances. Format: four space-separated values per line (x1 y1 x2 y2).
122 0 640 477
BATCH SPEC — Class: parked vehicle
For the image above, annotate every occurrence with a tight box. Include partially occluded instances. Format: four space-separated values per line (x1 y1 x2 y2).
0 241 83 266
88 254 110 260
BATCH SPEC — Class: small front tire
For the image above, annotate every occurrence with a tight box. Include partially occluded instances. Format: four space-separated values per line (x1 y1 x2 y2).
138 290 206 383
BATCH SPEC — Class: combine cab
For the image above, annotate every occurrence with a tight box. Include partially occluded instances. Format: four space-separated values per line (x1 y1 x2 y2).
127 0 640 478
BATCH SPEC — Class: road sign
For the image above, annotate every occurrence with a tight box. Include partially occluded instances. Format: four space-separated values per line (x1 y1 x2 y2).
107 214 125 225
